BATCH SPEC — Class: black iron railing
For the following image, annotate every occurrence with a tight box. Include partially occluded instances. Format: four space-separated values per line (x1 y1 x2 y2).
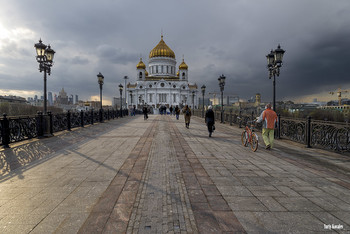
194 109 350 152
1 109 129 147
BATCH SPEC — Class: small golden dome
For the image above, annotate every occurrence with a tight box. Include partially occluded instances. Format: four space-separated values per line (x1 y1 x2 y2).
145 70 148 76
149 35 175 59
176 71 179 76
136 58 146 69
179 59 188 70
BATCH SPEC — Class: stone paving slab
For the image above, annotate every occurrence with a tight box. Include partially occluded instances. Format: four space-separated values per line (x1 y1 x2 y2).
0 114 349 233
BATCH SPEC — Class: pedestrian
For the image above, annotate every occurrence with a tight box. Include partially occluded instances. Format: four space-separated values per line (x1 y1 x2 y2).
169 105 173 115
182 105 191 128
133 105 136 116
257 103 277 150
205 105 215 137
143 105 148 120
175 105 180 120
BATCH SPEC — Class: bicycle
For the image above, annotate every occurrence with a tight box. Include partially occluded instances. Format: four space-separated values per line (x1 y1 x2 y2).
241 120 259 152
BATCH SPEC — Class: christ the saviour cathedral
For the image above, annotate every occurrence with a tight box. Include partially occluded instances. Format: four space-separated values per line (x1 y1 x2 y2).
126 35 198 113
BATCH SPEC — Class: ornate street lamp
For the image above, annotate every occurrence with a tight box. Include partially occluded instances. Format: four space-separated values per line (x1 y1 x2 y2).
192 90 195 109
218 74 226 123
266 44 285 111
119 84 123 117
124 75 128 108
97 72 104 122
129 91 133 106
201 85 206 118
34 39 55 114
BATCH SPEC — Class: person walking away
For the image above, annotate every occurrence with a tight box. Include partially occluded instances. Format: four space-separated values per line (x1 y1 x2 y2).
205 105 215 137
132 105 136 116
183 105 192 128
175 105 180 120
143 105 148 120
169 105 173 115
257 103 277 150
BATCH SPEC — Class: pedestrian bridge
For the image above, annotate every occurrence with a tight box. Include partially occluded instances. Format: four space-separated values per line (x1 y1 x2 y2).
0 115 349 233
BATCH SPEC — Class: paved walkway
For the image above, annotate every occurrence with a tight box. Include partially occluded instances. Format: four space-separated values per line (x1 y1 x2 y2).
0 115 349 233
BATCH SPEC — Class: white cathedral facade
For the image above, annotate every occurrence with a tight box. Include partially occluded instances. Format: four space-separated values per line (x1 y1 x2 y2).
126 35 198 112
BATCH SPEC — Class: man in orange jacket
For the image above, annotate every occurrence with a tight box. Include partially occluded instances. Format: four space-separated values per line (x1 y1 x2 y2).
257 104 277 150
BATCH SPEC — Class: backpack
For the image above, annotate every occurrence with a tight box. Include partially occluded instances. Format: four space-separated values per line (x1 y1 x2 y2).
185 109 190 116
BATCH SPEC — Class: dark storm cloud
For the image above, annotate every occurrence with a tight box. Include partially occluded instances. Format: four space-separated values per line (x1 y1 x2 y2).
71 56 89 65
1 0 350 103
96 45 137 65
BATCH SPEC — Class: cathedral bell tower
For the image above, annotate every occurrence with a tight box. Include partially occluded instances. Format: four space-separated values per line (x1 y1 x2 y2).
178 58 188 81
136 58 146 81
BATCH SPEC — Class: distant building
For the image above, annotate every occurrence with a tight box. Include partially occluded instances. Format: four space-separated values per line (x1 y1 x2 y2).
48 92 53 106
113 97 125 109
68 95 74 105
0 95 27 104
56 88 68 105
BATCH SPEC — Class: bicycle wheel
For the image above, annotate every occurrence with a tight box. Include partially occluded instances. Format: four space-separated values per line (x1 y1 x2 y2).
241 131 248 147
250 133 258 152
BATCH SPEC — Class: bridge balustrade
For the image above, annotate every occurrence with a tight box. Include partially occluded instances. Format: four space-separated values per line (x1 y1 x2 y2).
193 108 350 152
0 109 129 147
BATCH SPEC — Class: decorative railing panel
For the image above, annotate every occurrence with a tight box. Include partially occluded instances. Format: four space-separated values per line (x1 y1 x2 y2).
84 112 92 125
52 113 68 132
70 112 81 128
93 112 100 123
280 118 306 144
311 120 350 151
8 117 37 143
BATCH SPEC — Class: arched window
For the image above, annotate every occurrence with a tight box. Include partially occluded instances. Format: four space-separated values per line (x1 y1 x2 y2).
139 72 142 79
182 72 185 79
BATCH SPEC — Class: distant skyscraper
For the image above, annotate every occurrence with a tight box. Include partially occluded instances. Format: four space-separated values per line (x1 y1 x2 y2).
48 92 53 106
40 96 44 100
34 95 38 101
69 95 73 104
75 95 78 104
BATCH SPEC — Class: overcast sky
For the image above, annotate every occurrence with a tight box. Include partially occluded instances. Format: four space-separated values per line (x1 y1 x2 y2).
1 0 350 104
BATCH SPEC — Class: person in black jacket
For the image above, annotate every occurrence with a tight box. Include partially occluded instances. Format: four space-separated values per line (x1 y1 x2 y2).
143 105 148 120
205 105 215 137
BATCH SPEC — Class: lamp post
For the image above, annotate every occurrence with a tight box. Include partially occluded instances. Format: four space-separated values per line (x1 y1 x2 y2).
192 91 195 109
201 85 206 118
97 72 104 122
119 84 123 117
266 44 285 111
218 74 226 123
124 76 128 108
34 39 55 115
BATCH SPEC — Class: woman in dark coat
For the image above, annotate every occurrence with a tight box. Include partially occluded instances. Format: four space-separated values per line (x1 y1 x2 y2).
182 105 191 128
205 105 215 137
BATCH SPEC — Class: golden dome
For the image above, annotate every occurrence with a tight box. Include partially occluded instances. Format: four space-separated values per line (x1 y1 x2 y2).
179 59 188 70
145 70 148 76
176 71 179 76
149 35 175 59
136 58 146 69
